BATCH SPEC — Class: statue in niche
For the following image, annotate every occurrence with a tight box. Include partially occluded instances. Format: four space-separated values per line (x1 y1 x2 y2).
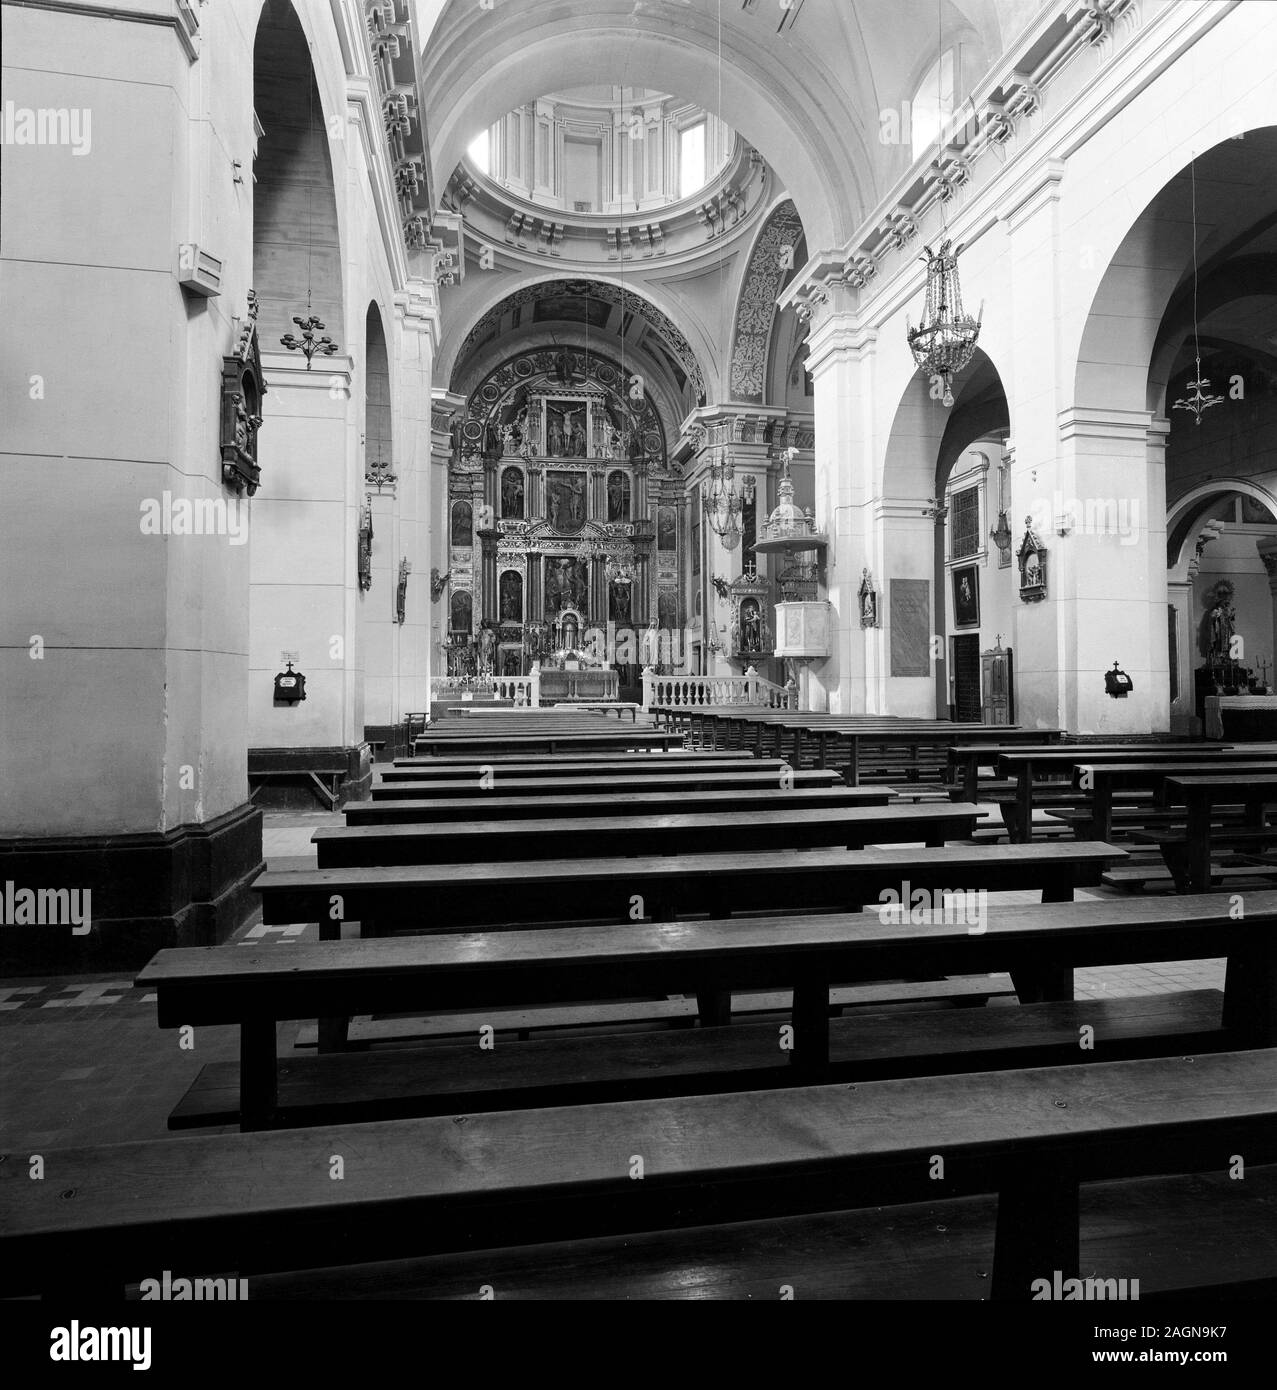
607 471 631 523
545 559 569 616
500 571 522 621
568 411 587 458
568 558 588 611
547 414 565 457
741 598 762 653
478 624 497 675
501 467 524 518
1208 582 1236 664
609 582 631 623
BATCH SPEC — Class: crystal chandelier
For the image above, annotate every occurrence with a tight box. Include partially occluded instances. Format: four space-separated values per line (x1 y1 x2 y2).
907 240 982 407
1172 154 1224 427
702 448 743 548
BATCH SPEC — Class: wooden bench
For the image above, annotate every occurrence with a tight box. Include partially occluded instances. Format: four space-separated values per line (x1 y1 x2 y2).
413 731 683 756
1063 759 1277 842
254 842 1128 942
145 887 1277 1130
370 768 845 799
552 702 643 721
1140 773 1277 892
346 784 891 824
313 803 987 867
383 754 793 778
139 884 1277 1134
241 1164 1277 1300
995 747 1272 842
8 1049 1277 1300
947 740 1191 806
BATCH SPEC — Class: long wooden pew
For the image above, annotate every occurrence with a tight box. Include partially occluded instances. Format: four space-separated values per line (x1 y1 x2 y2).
1062 759 1277 842
346 784 892 824
996 747 1277 842
413 730 683 756
8 1050 1277 1300
315 804 985 867
948 739 1199 805
1153 772 1277 891
139 889 1277 1131
370 769 844 799
381 754 796 780
255 841 1128 941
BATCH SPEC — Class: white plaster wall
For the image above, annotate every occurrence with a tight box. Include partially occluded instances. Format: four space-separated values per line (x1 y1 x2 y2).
0 3 256 835
804 1 1277 732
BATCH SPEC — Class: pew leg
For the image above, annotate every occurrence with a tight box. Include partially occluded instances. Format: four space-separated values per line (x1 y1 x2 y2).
318 1015 350 1052
1011 886 1074 1002
240 1017 278 1132
1222 939 1277 1045
696 989 732 1027
790 981 831 1077
992 1167 1080 1300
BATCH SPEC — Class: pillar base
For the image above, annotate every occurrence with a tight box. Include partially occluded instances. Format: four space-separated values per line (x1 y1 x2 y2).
0 802 264 973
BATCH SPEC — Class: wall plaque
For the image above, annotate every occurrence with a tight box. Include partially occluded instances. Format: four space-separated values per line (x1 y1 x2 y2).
890 578 931 677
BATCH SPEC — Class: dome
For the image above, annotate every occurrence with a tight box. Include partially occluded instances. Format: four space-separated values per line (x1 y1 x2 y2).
465 87 738 216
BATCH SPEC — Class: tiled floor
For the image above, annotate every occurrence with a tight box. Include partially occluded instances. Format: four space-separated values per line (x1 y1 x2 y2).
0 808 1226 1150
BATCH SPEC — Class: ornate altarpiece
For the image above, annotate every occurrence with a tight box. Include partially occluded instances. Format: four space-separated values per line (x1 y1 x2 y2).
447 348 673 677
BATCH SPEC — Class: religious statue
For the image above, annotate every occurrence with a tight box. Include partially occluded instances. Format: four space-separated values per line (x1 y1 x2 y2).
570 413 587 458
1209 591 1236 663
547 415 565 456
607 471 629 522
500 572 522 621
478 625 497 674
501 468 524 518
742 601 762 652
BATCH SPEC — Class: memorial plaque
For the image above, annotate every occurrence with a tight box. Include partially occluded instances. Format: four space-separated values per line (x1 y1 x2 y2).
890 578 930 677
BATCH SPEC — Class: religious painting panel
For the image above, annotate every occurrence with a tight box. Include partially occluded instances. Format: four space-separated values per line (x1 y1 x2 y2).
657 588 679 631
544 401 589 458
449 589 473 635
952 565 980 627
657 506 677 551
545 471 589 533
450 499 473 548
544 556 589 617
606 471 632 523
500 466 525 519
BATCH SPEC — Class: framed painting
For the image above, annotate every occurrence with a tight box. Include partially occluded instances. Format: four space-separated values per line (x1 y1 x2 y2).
952 565 980 627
